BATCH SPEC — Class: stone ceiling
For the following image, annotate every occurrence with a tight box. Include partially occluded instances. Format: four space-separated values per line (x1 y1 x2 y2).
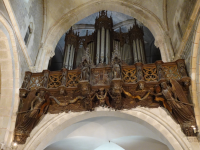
44 117 169 150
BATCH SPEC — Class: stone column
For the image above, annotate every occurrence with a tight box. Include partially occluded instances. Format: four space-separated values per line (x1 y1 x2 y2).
96 29 100 64
101 27 105 62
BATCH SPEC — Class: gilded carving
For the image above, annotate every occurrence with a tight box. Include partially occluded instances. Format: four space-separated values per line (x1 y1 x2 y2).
15 59 197 144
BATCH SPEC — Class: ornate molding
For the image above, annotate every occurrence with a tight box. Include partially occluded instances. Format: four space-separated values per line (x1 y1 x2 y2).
14 59 197 144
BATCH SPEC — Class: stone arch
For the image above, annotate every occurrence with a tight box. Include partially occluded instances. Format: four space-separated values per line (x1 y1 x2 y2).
190 15 200 136
0 13 20 147
22 107 192 150
37 0 173 71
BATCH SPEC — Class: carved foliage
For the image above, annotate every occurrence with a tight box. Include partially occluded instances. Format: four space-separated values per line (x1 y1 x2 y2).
67 72 81 87
28 76 43 90
122 68 137 83
91 69 111 85
48 74 62 88
143 67 158 81
163 65 181 80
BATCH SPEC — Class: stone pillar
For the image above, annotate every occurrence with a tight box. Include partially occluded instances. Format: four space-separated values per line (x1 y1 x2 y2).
96 29 100 64
101 27 105 62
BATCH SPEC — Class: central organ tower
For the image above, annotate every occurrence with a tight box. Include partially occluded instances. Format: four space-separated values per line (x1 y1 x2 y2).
63 10 146 70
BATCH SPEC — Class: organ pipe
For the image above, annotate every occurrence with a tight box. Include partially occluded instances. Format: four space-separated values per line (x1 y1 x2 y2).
62 10 146 69
140 40 145 63
136 39 141 62
96 29 100 64
106 29 109 64
101 27 105 62
133 40 137 63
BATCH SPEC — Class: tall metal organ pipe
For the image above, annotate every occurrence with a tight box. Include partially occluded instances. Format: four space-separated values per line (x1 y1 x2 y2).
96 29 100 64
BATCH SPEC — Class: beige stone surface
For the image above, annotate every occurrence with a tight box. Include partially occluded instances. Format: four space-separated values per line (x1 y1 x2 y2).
0 0 199 149
22 107 193 150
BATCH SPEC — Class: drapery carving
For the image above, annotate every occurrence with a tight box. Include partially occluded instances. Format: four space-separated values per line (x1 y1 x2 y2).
14 59 197 144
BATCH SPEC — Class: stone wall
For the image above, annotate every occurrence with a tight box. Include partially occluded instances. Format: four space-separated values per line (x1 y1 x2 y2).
167 0 197 53
10 0 43 65
181 10 200 74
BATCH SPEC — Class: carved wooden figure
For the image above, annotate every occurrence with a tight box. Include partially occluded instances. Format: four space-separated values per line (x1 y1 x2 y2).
96 88 111 107
14 90 50 144
160 80 195 124
15 59 197 144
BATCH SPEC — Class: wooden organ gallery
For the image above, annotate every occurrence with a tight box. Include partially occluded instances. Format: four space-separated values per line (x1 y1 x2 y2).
63 10 146 70
14 11 197 145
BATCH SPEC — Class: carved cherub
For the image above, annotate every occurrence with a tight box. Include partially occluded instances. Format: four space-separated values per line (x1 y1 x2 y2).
95 88 111 107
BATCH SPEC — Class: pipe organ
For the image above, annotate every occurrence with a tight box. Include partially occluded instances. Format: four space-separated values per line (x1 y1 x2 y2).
63 10 146 70
63 28 79 70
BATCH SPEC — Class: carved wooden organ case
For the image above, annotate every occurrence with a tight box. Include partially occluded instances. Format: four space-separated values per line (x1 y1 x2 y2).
14 46 197 144
14 11 197 145
63 10 146 71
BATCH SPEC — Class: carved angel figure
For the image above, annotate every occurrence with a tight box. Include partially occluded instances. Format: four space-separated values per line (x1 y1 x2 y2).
15 90 50 144
157 80 194 124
